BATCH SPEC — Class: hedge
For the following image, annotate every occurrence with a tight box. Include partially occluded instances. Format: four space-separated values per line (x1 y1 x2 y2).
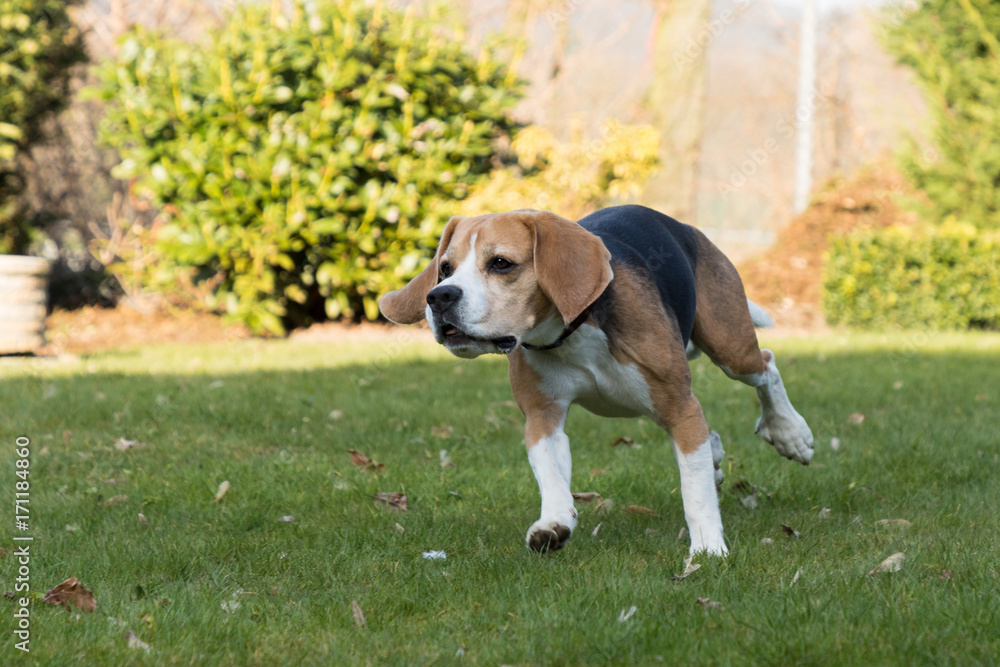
92 1 521 334
823 223 1000 330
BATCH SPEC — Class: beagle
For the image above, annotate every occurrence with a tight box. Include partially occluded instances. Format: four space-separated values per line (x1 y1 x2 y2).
379 205 813 556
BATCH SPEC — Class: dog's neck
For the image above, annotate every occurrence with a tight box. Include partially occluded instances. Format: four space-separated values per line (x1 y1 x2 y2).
521 308 592 351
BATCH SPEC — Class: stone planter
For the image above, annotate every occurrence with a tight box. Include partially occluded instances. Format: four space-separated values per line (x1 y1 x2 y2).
0 255 50 354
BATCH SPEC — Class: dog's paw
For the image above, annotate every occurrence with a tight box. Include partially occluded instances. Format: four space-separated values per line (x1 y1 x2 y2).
526 512 576 553
756 409 814 465
709 430 724 489
689 533 729 557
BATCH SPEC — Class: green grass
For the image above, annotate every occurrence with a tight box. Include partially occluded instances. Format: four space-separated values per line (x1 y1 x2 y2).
2 332 999 665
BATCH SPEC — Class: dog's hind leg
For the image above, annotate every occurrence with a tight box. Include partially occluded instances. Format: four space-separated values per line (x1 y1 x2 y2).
687 230 814 465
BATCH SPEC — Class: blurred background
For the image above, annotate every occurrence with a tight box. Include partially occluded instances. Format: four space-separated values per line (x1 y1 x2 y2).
1 0 997 353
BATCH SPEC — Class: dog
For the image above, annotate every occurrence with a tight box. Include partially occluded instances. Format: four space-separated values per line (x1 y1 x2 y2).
379 205 813 556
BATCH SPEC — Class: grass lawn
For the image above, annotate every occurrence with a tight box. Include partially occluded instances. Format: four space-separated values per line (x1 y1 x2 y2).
2 331 999 665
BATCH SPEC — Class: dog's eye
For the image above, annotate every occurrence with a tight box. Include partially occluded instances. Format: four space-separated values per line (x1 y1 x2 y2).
439 262 453 279
489 257 515 272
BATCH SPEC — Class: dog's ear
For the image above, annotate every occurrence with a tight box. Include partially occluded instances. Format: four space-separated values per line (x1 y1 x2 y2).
532 211 613 325
379 216 464 324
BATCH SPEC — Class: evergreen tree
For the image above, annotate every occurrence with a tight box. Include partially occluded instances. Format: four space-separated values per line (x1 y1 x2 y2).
884 0 1000 229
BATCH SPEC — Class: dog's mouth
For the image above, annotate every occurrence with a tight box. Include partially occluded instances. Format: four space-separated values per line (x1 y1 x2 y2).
440 324 517 353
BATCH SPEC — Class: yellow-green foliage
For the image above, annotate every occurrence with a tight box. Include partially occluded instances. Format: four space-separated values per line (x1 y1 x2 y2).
461 119 660 221
823 223 1000 330
93 1 521 334
0 0 86 252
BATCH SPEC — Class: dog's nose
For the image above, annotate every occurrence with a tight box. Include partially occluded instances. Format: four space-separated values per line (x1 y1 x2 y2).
427 285 462 311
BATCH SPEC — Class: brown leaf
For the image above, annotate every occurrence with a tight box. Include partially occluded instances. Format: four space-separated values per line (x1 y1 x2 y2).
351 599 366 628
874 518 911 528
869 552 904 576
672 557 701 582
572 492 603 503
695 597 724 610
439 449 455 468
137 513 149 527
781 524 801 539
374 492 408 511
103 495 128 508
626 505 660 518
347 450 385 474
590 468 606 476
114 438 141 452
611 436 637 448
430 425 454 440
940 569 952 580
43 577 96 612
847 412 866 425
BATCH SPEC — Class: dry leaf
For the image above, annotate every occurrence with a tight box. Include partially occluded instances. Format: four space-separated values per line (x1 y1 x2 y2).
572 492 603 503
869 552 904 575
673 556 701 582
394 523 405 534
611 436 640 448
874 519 911 528
940 569 952 580
114 438 140 452
430 425 454 440
618 605 637 622
591 522 602 537
439 449 455 468
137 513 149 527
818 507 831 519
213 481 230 503
739 492 758 509
374 492 408 511
761 537 773 544
347 450 385 474
830 437 841 451
781 524 801 539
351 599 366 628
626 505 660 518
278 515 295 522
422 550 447 560
847 413 866 425
595 498 614 514
329 409 343 420
695 597 723 610
103 495 128 508
590 468 606 476
790 568 803 586
125 630 150 653
43 578 96 612
677 527 689 541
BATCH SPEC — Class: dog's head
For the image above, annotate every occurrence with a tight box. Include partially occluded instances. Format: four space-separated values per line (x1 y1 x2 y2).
379 209 613 358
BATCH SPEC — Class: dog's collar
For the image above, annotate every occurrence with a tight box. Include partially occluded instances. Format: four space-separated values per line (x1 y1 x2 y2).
521 307 593 351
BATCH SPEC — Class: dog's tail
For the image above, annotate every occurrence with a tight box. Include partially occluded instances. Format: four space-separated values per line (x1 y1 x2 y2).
747 299 775 329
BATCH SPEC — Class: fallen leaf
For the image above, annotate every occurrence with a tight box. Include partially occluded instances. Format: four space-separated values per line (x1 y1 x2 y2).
43 578 96 612
848 412 866 425
347 450 385 474
456 647 467 657
673 556 701 582
65 524 80 532
591 522 602 537
572 492 603 503
869 552 904 575
374 492 408 511
874 519 911 528
677 527 689 541
212 480 230 503
818 507 831 519
940 569 952 580
439 449 455 468
137 513 149 527
114 438 140 452
278 515 295 523
739 491 758 509
761 537 773 544
695 597 723 610
830 437 841 451
430 425 454 440
611 436 640 448
351 599 366 628
394 523 405 534
221 600 240 612
103 495 128 508
618 605 637 622
790 568 803 586
590 468 606 476
329 409 343 420
626 505 660 518
422 550 447 560
125 630 150 653
595 498 614 514
781 524 801 539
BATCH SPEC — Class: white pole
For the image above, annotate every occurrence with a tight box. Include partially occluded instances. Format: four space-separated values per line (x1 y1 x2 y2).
793 0 817 214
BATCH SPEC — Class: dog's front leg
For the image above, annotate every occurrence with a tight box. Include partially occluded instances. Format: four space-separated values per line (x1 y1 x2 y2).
524 408 577 552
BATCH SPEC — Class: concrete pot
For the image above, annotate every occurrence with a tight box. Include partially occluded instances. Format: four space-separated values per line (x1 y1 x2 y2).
0 255 50 354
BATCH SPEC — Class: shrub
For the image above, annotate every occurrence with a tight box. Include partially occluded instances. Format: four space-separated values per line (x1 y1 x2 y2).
93 1 521 334
823 223 1000 330
0 0 87 252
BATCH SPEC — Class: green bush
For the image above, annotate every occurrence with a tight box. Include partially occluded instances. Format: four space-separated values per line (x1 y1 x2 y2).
0 0 87 252
823 223 1000 330
93 1 521 334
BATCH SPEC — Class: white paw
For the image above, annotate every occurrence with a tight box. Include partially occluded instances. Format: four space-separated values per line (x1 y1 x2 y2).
756 409 814 465
689 531 728 557
526 510 577 553
709 430 724 489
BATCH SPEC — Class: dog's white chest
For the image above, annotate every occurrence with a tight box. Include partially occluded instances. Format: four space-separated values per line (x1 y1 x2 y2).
524 325 653 418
